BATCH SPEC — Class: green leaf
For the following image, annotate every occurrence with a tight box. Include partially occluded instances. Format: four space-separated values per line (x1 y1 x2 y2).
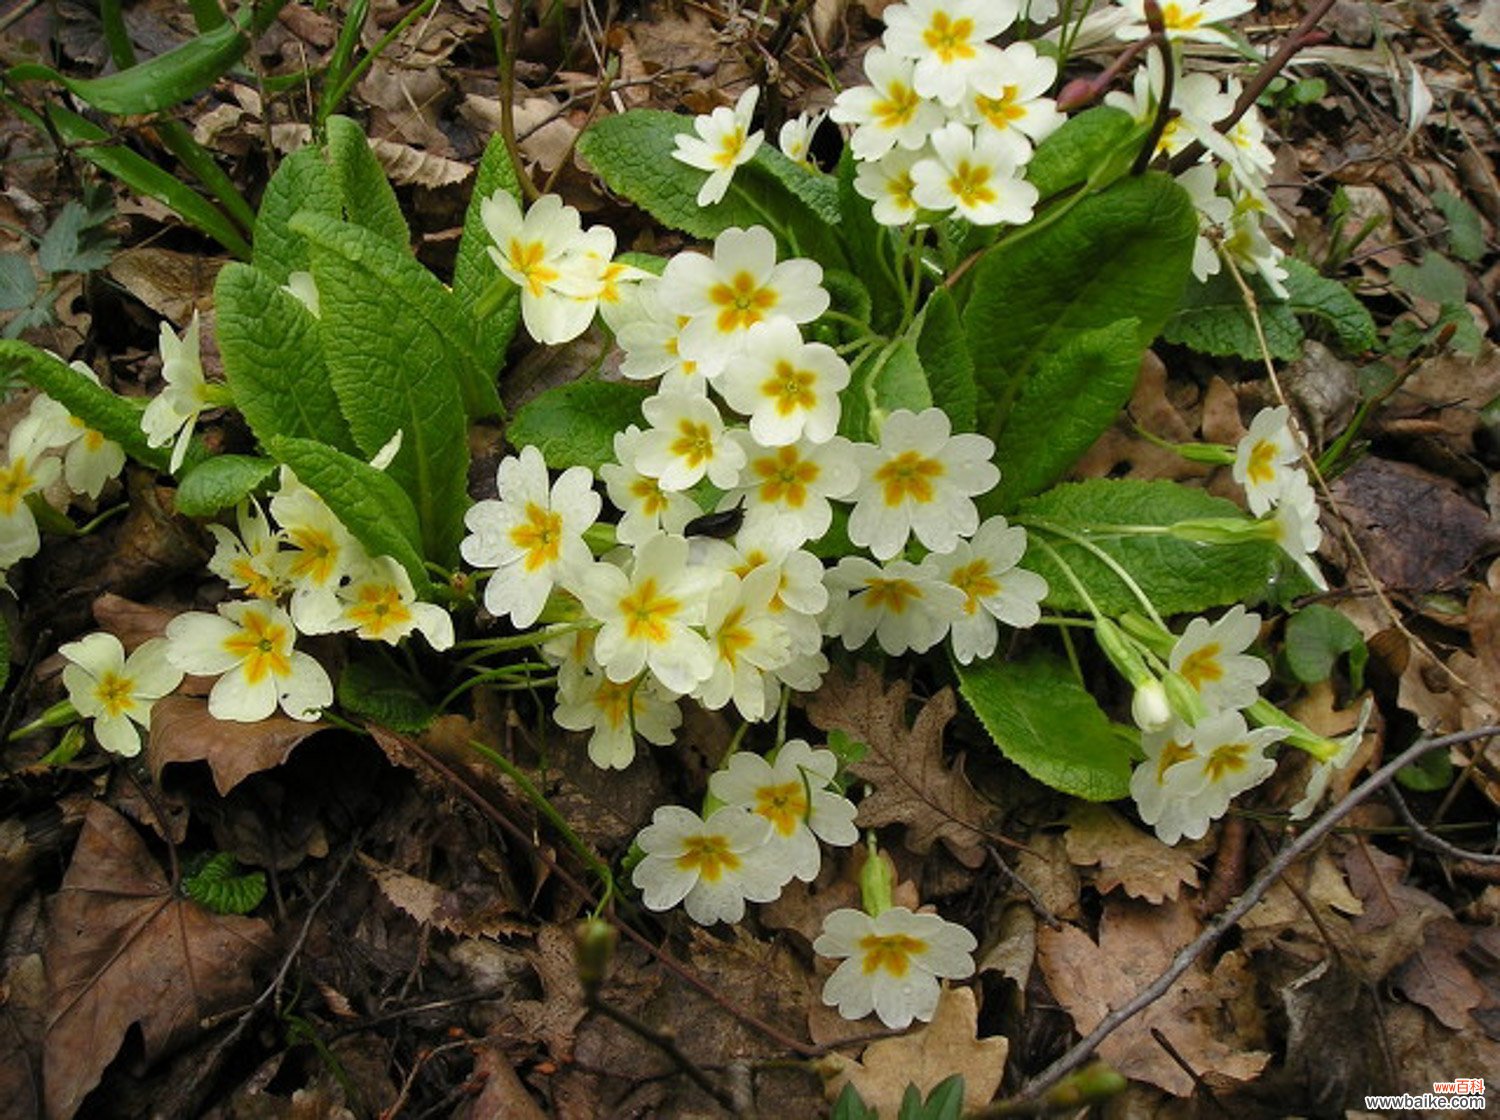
1283 259 1377 352
962 173 1196 443
841 339 932 443
914 288 977 432
37 201 114 274
338 658 437 733
508 380 650 471
252 145 341 285
1390 251 1468 306
831 1084 879 1120
915 1076 965 1120
182 852 267 915
956 652 1135 801
0 341 167 469
1163 269 1304 360
292 212 474 563
325 115 409 248
214 262 354 451
988 319 1140 511
752 144 841 224
1434 191 1485 263
452 133 524 374
264 435 430 596
174 454 277 517
824 269 873 337
1018 480 1281 617
835 149 903 333
0 255 37 312
1284 603 1367 692
1026 106 1143 200
1397 749 1453 793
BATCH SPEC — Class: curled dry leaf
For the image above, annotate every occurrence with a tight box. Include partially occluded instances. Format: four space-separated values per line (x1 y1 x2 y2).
1063 803 1200 904
369 139 473 189
147 695 330 796
43 802 273 1120
357 853 519 938
819 986 1007 1114
806 665 993 868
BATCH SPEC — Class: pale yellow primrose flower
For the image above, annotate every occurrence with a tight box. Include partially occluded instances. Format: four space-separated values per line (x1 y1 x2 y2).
778 110 826 166
717 319 849 448
632 804 789 925
1116 0 1254 46
824 555 965 656
599 425 700 547
831 48 945 161
0 407 63 568
554 659 681 770
483 192 605 345
959 40 1063 163
854 147 924 227
814 906 977 1029
327 556 455 650
207 499 284 602
1168 604 1269 715
931 515 1048 665
141 312 211 474
882 0 1020 107
693 566 791 723
60 633 183 757
724 433 860 546
911 122 1039 226
270 469 370 634
634 391 746 492
1130 711 1284 845
26 363 127 500
671 86 763 207
165 599 332 722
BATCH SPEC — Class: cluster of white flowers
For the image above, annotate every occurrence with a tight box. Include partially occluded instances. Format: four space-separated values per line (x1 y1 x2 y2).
461 210 1049 771
0 361 127 585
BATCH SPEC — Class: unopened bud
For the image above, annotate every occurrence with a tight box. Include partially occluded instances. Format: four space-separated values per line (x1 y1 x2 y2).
1131 680 1172 731
859 843 896 918
1161 671 1209 726
1095 619 1153 688
574 917 617 995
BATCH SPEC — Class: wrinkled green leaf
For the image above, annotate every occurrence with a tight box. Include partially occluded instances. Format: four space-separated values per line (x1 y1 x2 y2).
753 144 840 224
1019 480 1281 616
182 852 266 915
1390 251 1468 306
264 435 429 595
452 133 524 374
1434 191 1485 263
835 149 902 333
215 262 354 451
508 380 650 471
1284 259 1377 352
1285 603 1367 692
325 115 409 248
174 454 277 517
338 658 437 733
252 145 341 285
841 339 931 443
956 653 1135 801
1026 106 1143 200
914 288 977 433
0 255 37 312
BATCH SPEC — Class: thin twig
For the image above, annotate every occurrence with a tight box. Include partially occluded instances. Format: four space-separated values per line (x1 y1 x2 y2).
586 993 744 1115
1384 784 1500 865
986 844 1062 929
1012 725 1500 1101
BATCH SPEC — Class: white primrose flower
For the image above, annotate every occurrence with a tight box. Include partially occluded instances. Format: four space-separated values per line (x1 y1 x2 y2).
1169 605 1268 715
632 804 790 925
854 146 925 227
1105 56 1234 162
882 0 1020 107
165 600 333 722
1130 711 1284 845
28 365 127 500
321 556 454 650
483 192 602 345
725 434 860 546
461 446 600 628
717 320 849 447
554 659 681 770
931 516 1048 664
599 425 700 546
1116 0 1254 45
814 906 978 1029
847 408 1000 560
141 312 212 474
1266 472 1326 591
573 229 651 334
710 739 859 883
830 48 947 161
1176 164 1234 282
269 469 370 633
911 122 1039 226
0 408 63 568
574 532 720 694
778 110 826 166
657 226 830 373
1233 406 1302 516
824 555 965 656
694 566 791 722
958 41 1063 163
1289 699 1373 821
634 392 746 492
1222 196 1290 299
671 86 764 207
1206 90 1276 192
59 633 183 757
207 499 283 602
616 284 707 395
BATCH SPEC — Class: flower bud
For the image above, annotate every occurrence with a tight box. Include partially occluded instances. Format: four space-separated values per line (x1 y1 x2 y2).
1168 516 1262 546
859 844 896 919
1095 618 1153 688
574 917 617 996
1131 680 1172 731
1161 670 1210 726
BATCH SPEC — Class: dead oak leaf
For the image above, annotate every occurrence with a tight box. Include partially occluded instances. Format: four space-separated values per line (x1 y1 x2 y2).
1395 917 1485 1031
43 802 273 1120
357 854 519 938
1063 803 1200 903
819 987 1007 1115
1037 896 1270 1096
147 695 331 796
806 666 992 867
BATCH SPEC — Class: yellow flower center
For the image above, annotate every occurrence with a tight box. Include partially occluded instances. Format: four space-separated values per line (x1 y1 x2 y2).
715 606 754 667
347 582 414 638
713 125 748 169
222 612 293 685
874 449 944 506
1178 642 1224 690
1204 740 1251 783
885 170 918 211
669 419 716 468
232 557 279 601
285 526 340 587
508 238 560 298
874 82 920 131
1246 439 1278 487
1161 3 1204 30
676 833 740 882
864 577 920 614
762 361 818 417
753 447 819 508
594 676 638 730
755 779 809 836
923 12 976 63
948 559 999 615
629 476 669 517
710 272 778 334
975 85 1025 128
619 577 681 645
94 671 137 719
1155 737 1197 782
511 502 564 572
948 160 998 209
858 932 927 977
0 456 38 516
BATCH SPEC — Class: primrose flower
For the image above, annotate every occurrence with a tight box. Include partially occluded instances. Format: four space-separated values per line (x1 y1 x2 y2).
59 633 183 757
931 516 1048 664
717 320 849 447
958 41 1063 162
270 470 370 633
830 48 946 161
320 556 454 650
29 365 126 500
207 500 283 602
725 434 860 546
462 446 600 627
824 555 965 656
656 226 829 372
672 86 764 207
854 147 924 227
616 284 707 395
1222 196 1290 299
911 122 1039 226
1130 712 1284 845
0 409 63 568
1176 164 1234 282
847 408 1000 560
632 805 789 925
165 600 332 722
882 0 1020 106
1169 605 1268 715
694 566 791 722
634 392 746 491
710 739 858 883
554 659 682 770
1116 0 1254 45
574 532 720 694
483 192 601 345
778 110 825 166
1105 55 1233 162
599 426 701 546
814 906 978 1029
140 312 211 474
1289 698 1373 821
1265 473 1326 590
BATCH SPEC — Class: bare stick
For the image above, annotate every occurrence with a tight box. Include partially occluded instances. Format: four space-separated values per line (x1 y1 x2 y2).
1384 784 1500 866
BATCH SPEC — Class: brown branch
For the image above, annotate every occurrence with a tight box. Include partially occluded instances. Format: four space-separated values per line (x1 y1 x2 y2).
1385 784 1500 865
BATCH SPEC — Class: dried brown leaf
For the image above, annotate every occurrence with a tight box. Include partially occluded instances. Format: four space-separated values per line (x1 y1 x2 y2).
819 987 1007 1114
357 854 517 938
43 803 273 1120
104 248 221 322
1 953 46 1120
1063 803 1199 903
511 924 587 1063
805 665 992 867
461 1042 548 1120
1395 917 1485 1031
1344 842 1450 982
369 138 473 188
1036 896 1271 1096
147 696 330 796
